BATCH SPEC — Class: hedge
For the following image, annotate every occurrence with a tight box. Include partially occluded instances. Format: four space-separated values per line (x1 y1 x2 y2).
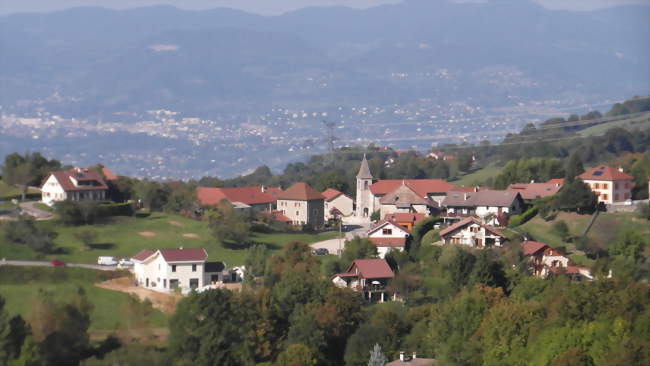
508 206 539 227
98 202 135 217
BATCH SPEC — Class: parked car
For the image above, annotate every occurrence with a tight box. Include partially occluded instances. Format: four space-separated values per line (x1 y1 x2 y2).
97 256 118 266
312 248 329 255
117 258 133 268
50 259 66 267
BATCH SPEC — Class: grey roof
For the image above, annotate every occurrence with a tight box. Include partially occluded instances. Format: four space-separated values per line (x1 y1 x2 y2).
205 261 226 273
379 182 436 208
356 154 373 179
442 190 521 208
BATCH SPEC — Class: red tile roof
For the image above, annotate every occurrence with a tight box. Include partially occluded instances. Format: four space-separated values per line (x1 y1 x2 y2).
521 241 549 256
322 188 345 201
449 185 479 193
101 167 118 181
368 237 407 248
370 179 453 196
439 216 504 238
547 178 564 185
265 210 292 223
367 220 411 236
46 168 109 192
196 186 282 206
579 165 634 181
507 182 562 200
343 259 395 279
384 212 427 225
131 250 154 262
278 182 324 201
159 248 208 262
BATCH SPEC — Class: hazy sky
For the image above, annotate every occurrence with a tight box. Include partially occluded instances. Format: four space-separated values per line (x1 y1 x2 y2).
0 0 648 15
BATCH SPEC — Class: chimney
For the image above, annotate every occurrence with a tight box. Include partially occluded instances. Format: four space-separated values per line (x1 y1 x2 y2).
261 185 267 193
530 179 535 183
474 186 479 192
412 351 417 359
179 246 183 250
618 166 624 173
463 193 468 200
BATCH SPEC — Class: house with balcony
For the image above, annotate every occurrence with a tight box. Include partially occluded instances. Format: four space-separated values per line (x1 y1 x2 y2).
441 190 524 226
438 216 505 248
332 259 395 302
521 241 569 277
41 168 108 206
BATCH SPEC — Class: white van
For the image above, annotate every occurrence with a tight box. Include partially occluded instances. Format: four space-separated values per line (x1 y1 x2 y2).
97 256 118 266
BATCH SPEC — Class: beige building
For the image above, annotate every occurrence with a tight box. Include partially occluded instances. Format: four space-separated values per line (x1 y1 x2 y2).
41 168 108 206
578 165 634 204
322 188 354 220
277 182 325 227
379 182 438 218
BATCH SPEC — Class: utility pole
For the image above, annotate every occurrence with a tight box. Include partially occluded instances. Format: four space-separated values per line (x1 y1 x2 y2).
322 120 338 165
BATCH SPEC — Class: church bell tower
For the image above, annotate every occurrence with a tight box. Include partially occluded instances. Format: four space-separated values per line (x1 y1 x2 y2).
355 154 374 220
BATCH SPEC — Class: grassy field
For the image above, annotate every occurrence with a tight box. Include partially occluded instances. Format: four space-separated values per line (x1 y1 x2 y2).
452 164 501 186
0 180 40 200
0 266 168 331
578 112 650 137
518 211 650 265
0 212 339 265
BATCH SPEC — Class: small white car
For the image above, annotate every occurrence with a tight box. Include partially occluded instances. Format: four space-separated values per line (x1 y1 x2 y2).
117 258 134 268
97 256 118 266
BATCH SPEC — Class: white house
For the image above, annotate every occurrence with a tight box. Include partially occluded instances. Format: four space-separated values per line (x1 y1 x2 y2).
322 188 354 221
438 216 505 248
41 168 108 206
332 259 395 303
366 220 410 258
441 190 524 226
521 241 570 278
132 248 228 293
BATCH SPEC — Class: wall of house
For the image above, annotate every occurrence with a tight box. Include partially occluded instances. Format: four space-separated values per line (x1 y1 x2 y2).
368 224 409 239
443 224 502 248
41 175 66 205
584 179 632 204
278 199 308 225
325 194 354 220
135 255 204 293
376 246 404 258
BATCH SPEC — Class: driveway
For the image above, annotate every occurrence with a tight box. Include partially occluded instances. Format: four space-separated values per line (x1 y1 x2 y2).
310 220 373 255
0 259 118 271
19 201 54 220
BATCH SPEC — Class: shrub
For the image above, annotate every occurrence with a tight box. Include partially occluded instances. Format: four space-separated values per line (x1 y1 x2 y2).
637 202 650 220
421 230 441 245
508 206 539 227
97 202 134 217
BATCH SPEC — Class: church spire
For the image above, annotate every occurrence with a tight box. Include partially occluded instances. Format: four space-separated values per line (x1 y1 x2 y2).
357 154 373 179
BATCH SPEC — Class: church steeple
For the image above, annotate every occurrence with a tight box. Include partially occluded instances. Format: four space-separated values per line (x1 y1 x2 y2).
357 154 373 179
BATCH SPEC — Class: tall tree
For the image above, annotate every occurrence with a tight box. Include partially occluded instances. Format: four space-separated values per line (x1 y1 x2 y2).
564 153 585 183
367 343 387 366
207 200 251 248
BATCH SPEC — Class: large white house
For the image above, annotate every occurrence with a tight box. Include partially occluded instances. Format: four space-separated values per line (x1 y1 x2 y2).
41 168 108 206
132 248 228 293
438 216 505 248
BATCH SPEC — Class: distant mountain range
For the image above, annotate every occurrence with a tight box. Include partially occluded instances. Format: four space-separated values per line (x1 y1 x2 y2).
1 0 649 118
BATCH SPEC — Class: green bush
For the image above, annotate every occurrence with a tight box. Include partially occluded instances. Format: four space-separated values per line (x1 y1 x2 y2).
508 206 539 227
97 202 134 217
421 230 441 245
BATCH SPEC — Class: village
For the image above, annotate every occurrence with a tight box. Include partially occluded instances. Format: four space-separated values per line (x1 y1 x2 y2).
29 153 645 302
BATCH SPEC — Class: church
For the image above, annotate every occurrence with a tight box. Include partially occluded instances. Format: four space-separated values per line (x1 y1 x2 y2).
354 155 456 221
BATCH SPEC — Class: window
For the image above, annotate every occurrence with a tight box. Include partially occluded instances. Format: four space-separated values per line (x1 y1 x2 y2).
602 194 608 200
602 184 608 189
614 194 619 201
624 193 630 199
364 181 369 190
172 265 176 272
192 264 197 272
625 182 630 189
163 279 167 288
594 183 599 189
615 183 619 189
296 211 299 216
382 228 393 235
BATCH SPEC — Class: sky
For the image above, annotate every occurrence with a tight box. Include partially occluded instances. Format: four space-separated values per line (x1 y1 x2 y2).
0 0 648 15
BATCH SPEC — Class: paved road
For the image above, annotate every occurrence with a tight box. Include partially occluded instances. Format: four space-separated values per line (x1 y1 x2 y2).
310 221 373 256
19 201 54 220
0 259 120 271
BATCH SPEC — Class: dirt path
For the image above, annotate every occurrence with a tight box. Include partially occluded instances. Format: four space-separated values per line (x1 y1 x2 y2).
95 277 181 314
